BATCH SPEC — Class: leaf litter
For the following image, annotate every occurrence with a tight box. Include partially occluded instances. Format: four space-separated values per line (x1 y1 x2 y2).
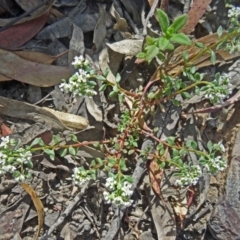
0 1 240 240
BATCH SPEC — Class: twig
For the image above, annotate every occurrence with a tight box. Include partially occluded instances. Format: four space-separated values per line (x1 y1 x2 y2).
142 0 159 36
41 180 92 239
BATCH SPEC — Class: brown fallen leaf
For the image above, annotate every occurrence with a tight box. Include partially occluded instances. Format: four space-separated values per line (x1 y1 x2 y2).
21 183 44 240
14 50 68 64
0 96 88 131
147 158 164 199
0 9 49 49
0 0 54 26
0 116 12 136
0 49 70 87
180 0 212 34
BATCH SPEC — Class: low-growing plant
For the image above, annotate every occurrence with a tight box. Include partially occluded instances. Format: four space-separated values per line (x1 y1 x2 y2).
1 5 239 208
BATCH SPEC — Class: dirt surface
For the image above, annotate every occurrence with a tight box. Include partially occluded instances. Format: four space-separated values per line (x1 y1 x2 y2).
0 0 240 240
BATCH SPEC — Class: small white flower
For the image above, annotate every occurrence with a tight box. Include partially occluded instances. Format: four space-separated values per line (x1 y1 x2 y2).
2 165 16 173
218 142 226 153
105 177 117 190
15 174 26 182
0 136 10 148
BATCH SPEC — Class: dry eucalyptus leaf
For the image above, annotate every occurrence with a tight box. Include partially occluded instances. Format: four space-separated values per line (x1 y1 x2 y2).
93 4 107 53
106 40 143 56
99 47 124 84
0 0 54 26
0 49 70 87
181 0 212 34
68 24 85 74
43 107 88 130
85 97 103 122
0 96 88 131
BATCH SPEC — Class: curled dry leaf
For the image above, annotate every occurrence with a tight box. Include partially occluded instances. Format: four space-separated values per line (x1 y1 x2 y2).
21 183 44 240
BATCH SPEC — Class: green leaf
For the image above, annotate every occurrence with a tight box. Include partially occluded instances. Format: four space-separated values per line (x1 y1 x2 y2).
115 73 121 83
123 175 133 183
195 41 205 48
181 92 191 99
207 141 213 153
69 146 76 156
44 149 55 161
168 14 188 33
146 45 159 62
30 138 43 148
216 41 226 51
179 149 186 156
170 33 191 46
167 137 175 146
136 52 146 59
119 158 127 171
118 93 124 103
158 37 170 51
128 149 135 155
99 84 107 91
210 50 216 65
145 35 156 45
156 9 169 33
109 91 118 97
159 161 166 169
217 25 223 37
26 160 33 169
70 134 78 143
171 99 180 106
103 68 109 78
53 135 60 145
166 43 174 50
148 92 155 99
182 51 189 61
96 75 106 81
60 148 68 157
172 149 179 157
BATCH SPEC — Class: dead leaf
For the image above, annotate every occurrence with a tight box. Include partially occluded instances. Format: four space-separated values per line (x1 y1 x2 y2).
0 96 88 131
147 159 164 199
93 4 106 52
0 10 50 49
14 50 68 64
0 0 54 26
106 40 143 56
85 97 103 122
181 0 212 34
21 183 44 240
0 49 70 87
0 117 12 136
43 107 89 130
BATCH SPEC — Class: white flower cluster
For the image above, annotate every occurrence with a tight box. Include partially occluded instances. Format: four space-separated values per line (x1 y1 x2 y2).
103 177 133 207
72 56 89 68
174 165 202 187
205 73 233 104
204 156 227 174
228 6 240 19
59 56 97 98
225 41 240 55
72 167 91 185
0 136 33 182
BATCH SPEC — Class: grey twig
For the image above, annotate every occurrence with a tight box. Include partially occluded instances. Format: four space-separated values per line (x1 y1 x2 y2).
142 0 159 36
41 180 92 239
